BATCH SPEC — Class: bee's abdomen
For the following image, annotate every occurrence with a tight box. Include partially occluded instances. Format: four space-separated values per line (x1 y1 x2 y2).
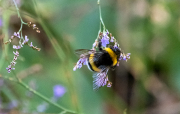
87 54 101 72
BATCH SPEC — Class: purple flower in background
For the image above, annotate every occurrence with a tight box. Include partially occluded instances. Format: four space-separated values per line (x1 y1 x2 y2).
37 102 48 112
53 85 66 99
8 100 19 109
0 18 2 27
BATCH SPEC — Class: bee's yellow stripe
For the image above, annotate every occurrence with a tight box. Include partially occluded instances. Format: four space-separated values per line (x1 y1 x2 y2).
89 54 101 72
104 48 117 66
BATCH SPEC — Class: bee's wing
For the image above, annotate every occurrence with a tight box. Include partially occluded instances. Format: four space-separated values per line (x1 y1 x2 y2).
93 66 110 91
75 49 96 57
75 49 89 56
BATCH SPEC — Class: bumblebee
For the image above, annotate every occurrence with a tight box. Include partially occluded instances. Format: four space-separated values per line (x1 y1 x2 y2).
75 42 121 90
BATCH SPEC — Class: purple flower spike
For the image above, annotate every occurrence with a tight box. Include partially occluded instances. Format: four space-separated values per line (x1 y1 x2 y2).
101 38 109 47
14 32 17 36
114 42 118 48
13 51 19 56
93 72 108 90
14 32 20 38
106 30 109 35
110 36 115 42
119 53 131 61
73 66 77 71
13 45 16 49
77 57 86 65
13 56 17 61
17 45 21 49
73 57 87 71
11 61 17 66
13 45 21 49
30 42 33 47
6 68 10 73
101 34 109 47
126 53 131 59
53 85 66 98
23 35 29 44
17 32 20 38
123 56 127 60
92 40 98 49
6 65 15 73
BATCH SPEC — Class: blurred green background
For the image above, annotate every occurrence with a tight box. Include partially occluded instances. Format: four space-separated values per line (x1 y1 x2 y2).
0 0 180 114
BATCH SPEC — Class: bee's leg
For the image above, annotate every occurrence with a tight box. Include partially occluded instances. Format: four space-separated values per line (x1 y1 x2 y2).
98 40 103 51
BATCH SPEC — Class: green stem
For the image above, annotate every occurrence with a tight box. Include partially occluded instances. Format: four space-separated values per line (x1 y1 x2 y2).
19 22 23 33
12 0 27 33
97 0 105 30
